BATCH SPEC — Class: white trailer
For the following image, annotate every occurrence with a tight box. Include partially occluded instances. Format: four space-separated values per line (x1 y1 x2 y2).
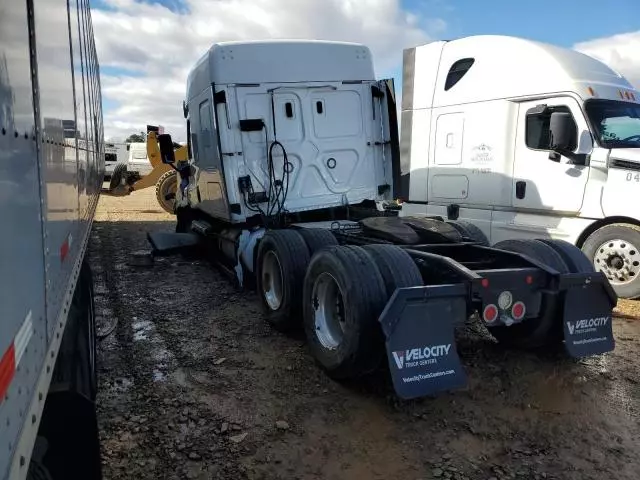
1 0 103 478
398 35 640 299
151 40 617 401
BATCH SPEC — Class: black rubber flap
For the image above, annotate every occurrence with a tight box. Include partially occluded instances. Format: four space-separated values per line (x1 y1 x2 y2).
563 283 615 357
379 284 468 399
359 216 421 244
147 231 200 256
401 216 462 243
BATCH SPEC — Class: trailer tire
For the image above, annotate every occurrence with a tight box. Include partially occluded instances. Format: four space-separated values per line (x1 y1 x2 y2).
487 239 569 349
362 244 423 297
257 230 310 331
108 162 127 190
296 228 339 255
155 169 177 215
538 238 594 273
581 223 640 299
447 220 490 246
303 245 387 378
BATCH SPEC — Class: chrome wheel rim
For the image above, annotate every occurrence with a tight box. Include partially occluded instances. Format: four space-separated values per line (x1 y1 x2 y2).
261 251 284 310
311 272 346 350
594 238 640 285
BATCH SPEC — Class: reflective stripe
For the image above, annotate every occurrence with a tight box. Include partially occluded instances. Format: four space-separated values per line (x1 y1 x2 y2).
0 344 16 402
14 311 33 366
60 238 70 261
0 311 34 403
60 233 73 262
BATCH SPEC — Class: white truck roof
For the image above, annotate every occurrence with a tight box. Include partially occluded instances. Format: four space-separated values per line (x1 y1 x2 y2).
186 40 375 100
404 35 638 110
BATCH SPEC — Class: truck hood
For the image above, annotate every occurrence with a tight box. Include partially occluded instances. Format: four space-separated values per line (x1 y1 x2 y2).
610 148 640 166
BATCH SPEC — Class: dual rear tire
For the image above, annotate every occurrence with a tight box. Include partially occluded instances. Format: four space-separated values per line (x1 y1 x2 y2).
257 230 593 375
256 230 423 378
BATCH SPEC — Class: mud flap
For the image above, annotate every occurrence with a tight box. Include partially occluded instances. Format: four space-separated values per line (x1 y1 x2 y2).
562 282 615 357
379 284 468 399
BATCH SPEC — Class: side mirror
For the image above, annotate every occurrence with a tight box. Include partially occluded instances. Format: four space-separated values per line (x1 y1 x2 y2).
158 133 176 164
549 112 576 151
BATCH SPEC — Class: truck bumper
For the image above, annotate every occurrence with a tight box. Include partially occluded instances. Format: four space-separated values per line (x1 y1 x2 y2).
379 272 616 400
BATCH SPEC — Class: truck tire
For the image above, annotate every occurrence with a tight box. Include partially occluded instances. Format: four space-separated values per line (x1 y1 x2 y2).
257 230 310 331
155 169 177 215
108 162 127 190
581 223 640 299
487 239 569 349
296 228 339 255
447 220 490 246
303 245 387 378
362 244 423 297
538 238 594 273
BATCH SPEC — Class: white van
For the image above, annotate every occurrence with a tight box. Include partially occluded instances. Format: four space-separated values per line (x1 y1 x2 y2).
126 142 153 176
398 35 640 298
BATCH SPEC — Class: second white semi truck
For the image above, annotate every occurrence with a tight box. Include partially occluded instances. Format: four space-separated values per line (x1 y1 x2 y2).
149 38 618 401
398 35 640 299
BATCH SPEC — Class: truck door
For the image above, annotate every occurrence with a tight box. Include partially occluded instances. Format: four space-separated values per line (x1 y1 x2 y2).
189 86 230 219
512 98 590 214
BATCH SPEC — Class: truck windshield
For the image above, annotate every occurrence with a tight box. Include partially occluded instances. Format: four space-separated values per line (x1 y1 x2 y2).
585 99 640 148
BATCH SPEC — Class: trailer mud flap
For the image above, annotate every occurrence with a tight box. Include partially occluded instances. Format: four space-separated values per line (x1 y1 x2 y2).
562 283 615 357
379 284 468 399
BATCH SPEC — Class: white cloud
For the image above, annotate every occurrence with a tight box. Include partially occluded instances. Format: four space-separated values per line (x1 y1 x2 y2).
574 30 640 89
93 0 445 142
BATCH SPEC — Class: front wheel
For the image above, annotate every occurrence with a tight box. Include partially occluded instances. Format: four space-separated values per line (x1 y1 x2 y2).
581 223 640 299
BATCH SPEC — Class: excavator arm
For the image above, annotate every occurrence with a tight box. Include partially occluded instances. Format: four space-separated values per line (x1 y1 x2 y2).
125 127 177 191
103 126 182 214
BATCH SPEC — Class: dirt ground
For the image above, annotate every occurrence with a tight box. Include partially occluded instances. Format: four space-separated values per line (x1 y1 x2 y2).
91 188 640 480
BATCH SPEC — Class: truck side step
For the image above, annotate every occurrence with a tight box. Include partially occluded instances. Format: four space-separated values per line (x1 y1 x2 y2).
147 231 201 257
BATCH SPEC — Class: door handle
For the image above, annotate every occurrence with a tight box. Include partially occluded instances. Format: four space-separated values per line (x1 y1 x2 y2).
516 181 526 199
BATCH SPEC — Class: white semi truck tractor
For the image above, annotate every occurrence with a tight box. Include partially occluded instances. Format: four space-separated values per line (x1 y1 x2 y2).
398 35 640 299
1 0 103 478
149 39 618 401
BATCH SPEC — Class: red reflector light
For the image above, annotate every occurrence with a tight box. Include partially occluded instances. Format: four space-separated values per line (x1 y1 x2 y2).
512 301 526 320
483 304 498 323
526 275 533 285
481 278 490 288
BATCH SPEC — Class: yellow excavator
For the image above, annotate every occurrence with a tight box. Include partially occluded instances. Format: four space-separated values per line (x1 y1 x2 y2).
103 125 186 214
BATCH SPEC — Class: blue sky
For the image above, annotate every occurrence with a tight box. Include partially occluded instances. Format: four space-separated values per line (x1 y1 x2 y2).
410 0 639 46
386 0 640 92
92 0 639 140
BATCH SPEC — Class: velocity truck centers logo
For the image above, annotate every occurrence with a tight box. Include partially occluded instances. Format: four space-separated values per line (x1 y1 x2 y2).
392 344 452 369
566 316 610 335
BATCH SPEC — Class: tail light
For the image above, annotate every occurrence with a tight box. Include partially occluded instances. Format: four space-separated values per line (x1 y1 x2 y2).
483 304 498 323
511 301 526 320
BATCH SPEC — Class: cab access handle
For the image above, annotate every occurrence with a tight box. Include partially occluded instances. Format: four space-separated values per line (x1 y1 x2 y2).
516 181 526 199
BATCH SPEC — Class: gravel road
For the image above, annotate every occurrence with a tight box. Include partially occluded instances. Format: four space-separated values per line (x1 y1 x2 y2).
92 188 640 480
